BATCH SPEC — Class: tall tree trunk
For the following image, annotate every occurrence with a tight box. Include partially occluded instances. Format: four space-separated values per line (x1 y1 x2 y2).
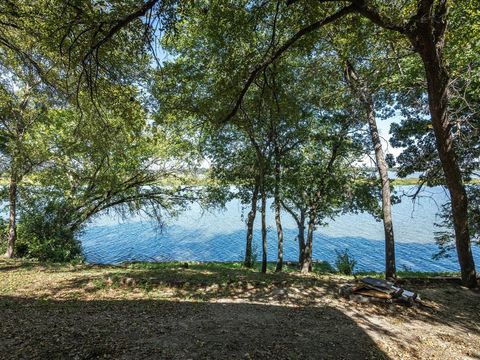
301 214 315 273
418 49 476 287
274 147 284 272
247 133 269 274
406 6 477 288
367 105 396 279
344 61 396 279
5 166 17 258
357 0 477 288
244 177 260 268
298 209 306 266
260 176 267 273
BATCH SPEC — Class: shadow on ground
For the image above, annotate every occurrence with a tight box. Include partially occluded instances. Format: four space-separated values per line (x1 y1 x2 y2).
0 296 389 359
23 262 480 335
38 263 340 305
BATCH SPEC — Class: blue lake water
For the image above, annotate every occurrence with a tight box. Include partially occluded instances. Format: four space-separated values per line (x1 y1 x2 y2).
80 186 480 272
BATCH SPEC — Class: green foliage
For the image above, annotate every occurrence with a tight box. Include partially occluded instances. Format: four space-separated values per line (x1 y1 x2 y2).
27 86 194 232
312 260 336 273
334 249 357 275
434 185 480 259
0 0 478 273
15 203 82 263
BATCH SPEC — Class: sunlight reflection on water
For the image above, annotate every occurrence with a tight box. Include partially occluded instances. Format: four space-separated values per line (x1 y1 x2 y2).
80 186 480 272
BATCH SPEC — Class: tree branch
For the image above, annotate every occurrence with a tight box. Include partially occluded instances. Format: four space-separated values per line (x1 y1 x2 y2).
351 0 406 33
222 4 355 124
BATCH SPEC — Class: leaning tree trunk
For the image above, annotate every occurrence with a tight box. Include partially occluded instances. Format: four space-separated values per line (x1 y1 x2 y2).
345 61 396 279
274 148 284 272
260 174 268 273
406 9 477 288
419 48 476 287
5 166 18 258
244 177 260 268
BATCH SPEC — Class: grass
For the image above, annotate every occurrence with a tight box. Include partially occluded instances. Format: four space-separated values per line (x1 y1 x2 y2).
1 257 478 360
391 177 480 186
391 178 422 186
0 258 461 287
126 260 335 272
354 270 460 279
0 257 466 314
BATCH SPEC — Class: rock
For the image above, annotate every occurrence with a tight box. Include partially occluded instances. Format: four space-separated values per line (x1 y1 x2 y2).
120 277 136 287
84 282 96 292
207 284 219 292
272 288 286 296
338 284 354 296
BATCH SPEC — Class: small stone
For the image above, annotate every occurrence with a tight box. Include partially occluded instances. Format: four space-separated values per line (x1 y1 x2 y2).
120 277 136 287
272 288 286 296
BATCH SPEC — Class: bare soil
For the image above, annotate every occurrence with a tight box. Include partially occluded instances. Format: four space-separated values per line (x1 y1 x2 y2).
1 259 479 359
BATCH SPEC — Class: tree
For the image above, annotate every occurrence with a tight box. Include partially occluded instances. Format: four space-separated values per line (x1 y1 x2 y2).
323 20 402 279
0 0 170 99
281 110 381 272
199 122 261 268
13 84 193 260
0 75 51 258
206 0 477 286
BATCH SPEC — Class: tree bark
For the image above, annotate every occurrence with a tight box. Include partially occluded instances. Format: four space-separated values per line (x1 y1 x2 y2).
415 44 477 287
355 0 477 288
274 147 284 272
280 200 306 267
260 176 268 273
244 177 260 268
367 103 396 279
405 4 477 288
5 165 17 258
298 209 306 266
344 61 396 279
301 214 315 273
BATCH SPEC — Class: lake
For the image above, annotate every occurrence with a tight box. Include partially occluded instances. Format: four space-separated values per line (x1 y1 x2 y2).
80 185 480 272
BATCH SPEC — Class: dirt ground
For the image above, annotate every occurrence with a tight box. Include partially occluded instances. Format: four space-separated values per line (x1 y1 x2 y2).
0 260 479 359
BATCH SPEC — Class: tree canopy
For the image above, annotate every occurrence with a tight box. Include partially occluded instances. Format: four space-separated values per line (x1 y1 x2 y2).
0 0 478 287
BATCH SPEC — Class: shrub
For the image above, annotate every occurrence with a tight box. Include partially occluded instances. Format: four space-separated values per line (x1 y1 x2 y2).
15 203 83 263
334 249 357 275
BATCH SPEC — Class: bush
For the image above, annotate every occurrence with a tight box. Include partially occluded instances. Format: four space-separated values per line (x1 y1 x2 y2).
15 203 83 263
334 249 357 275
15 233 83 263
